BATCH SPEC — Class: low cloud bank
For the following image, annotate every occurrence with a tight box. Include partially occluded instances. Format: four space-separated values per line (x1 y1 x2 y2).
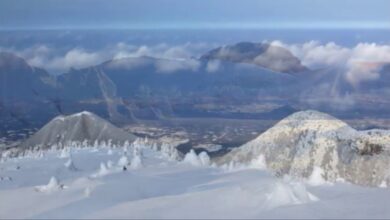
2 40 390 87
271 41 390 87
0 42 213 74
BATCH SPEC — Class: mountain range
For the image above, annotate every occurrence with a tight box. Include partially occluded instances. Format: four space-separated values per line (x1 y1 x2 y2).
1 42 390 140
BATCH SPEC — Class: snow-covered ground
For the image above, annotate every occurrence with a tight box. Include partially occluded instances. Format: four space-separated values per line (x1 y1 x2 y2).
1 146 390 219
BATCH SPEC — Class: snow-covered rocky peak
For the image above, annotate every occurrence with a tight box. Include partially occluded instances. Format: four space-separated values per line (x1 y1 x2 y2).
277 110 348 127
264 110 352 137
53 111 95 121
218 110 390 187
15 111 137 153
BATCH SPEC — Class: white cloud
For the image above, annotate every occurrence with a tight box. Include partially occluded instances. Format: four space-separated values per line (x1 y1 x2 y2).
106 57 151 70
155 58 200 73
274 41 390 87
206 60 221 73
5 40 390 85
268 40 390 109
254 45 303 73
281 41 351 68
46 48 103 72
5 42 214 74
351 43 390 63
345 62 381 88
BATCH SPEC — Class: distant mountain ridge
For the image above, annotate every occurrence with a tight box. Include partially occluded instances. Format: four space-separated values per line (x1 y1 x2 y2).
0 50 299 131
201 42 308 74
0 52 56 102
54 54 297 122
1 43 390 141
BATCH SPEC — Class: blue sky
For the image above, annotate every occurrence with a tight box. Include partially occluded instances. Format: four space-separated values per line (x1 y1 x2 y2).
0 0 389 29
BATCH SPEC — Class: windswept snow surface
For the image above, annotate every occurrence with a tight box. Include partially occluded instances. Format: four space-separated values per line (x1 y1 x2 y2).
1 146 390 219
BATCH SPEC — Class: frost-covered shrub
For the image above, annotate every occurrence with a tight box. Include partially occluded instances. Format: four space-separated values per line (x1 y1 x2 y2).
91 163 110 178
59 148 70 158
249 154 267 170
64 157 78 171
198 151 211 166
106 160 114 169
307 166 329 186
265 181 318 209
117 155 129 167
160 142 181 161
183 150 210 167
130 155 143 169
130 141 144 169
35 176 65 193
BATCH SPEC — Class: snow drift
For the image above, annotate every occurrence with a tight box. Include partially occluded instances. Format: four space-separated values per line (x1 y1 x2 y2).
218 110 390 187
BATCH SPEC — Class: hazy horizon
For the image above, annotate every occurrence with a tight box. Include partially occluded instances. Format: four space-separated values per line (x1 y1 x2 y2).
1 0 390 30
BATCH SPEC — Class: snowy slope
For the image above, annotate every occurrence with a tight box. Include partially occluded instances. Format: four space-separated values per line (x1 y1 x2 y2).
218 110 390 187
15 111 136 153
2 144 390 219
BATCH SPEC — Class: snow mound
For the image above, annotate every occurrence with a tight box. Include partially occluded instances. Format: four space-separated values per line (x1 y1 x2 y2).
0 176 12 181
35 176 65 193
64 158 78 171
265 181 318 209
219 110 390 187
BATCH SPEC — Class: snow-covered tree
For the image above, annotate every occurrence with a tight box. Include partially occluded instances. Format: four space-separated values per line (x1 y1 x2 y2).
64 156 78 171
183 149 201 166
161 142 180 161
198 151 211 166
183 150 210 167
35 176 65 193
59 148 70 158
106 160 114 169
123 140 130 155
91 163 110 178
130 141 144 169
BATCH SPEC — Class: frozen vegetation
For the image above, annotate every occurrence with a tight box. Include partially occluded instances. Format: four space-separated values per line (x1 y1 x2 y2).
1 140 390 219
13 111 137 155
2 110 390 218
219 110 390 187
